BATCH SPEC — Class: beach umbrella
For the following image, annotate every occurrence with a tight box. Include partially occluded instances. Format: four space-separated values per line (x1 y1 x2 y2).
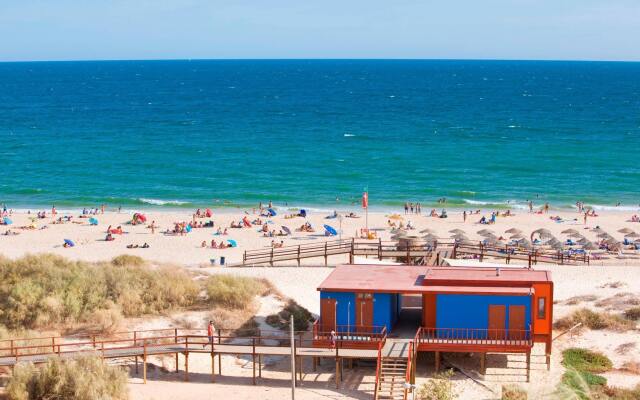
569 232 584 238
324 224 337 236
422 233 438 242
596 232 612 239
391 233 408 240
624 232 639 238
561 229 580 235
3 217 12 225
591 227 605 234
515 238 533 248
576 237 589 245
505 228 522 234
510 233 525 239
531 228 554 239
89 218 98 225
618 228 634 234
63 239 75 247
420 228 436 234
299 209 307 218
281 226 291 235
449 229 466 235
227 239 237 247
548 241 564 250
582 241 598 250
451 233 469 241
267 208 277 217
477 229 495 236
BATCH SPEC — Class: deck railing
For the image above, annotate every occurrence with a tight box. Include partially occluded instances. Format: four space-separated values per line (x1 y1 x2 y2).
416 326 532 349
312 321 387 349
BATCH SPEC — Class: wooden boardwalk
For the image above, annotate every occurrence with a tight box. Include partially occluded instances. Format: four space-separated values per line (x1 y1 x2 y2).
0 328 380 388
241 238 589 267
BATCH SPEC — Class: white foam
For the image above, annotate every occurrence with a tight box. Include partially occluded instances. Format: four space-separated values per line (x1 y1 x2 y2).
138 198 190 206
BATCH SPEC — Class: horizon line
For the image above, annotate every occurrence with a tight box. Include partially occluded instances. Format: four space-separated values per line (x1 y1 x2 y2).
1 57 639 64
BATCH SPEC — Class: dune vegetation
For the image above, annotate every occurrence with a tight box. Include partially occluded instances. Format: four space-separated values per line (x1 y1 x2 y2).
5 356 128 400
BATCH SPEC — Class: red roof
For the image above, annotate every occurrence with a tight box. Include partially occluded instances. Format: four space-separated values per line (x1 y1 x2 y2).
317 264 550 295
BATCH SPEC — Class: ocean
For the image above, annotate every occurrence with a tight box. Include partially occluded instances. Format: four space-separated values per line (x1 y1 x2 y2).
0 60 638 211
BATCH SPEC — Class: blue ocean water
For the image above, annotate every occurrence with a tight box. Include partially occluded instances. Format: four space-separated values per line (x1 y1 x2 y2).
0 60 638 211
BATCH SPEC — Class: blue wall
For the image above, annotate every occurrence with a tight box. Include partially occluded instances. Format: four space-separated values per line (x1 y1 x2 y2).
436 294 532 330
320 291 399 332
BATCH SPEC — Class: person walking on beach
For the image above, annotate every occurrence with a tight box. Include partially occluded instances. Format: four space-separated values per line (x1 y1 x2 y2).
528 201 533 213
584 211 588 225
404 203 409 214
463 210 467 222
204 320 216 349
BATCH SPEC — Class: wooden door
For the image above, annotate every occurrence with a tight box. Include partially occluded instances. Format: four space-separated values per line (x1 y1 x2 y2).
356 293 374 333
320 298 336 333
488 305 506 340
508 305 526 340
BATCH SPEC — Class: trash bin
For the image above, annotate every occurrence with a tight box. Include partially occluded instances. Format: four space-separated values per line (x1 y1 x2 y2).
220 256 226 266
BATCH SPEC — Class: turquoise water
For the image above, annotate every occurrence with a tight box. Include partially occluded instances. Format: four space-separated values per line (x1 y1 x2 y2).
0 60 639 211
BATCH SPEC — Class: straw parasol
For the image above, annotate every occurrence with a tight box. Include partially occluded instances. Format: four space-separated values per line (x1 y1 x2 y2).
569 232 584 238
451 233 469 241
505 228 522 234
420 228 436 234
576 237 589 245
618 228 634 234
590 227 605 234
516 238 533 249
531 228 555 240
582 241 598 250
449 229 466 235
422 233 438 242
391 232 408 240
624 232 639 238
596 232 613 239
549 241 564 250
510 233 525 239
561 229 580 235
477 229 495 236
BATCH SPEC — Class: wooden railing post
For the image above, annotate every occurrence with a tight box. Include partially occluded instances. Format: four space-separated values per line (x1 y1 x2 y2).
270 247 274 266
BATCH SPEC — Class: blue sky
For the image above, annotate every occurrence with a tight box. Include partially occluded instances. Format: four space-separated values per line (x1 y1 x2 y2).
1 0 639 61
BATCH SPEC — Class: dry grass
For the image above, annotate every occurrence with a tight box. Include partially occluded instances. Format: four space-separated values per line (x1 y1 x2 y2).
0 254 199 332
620 362 640 375
554 308 636 332
595 293 640 310
615 342 637 355
564 295 598 305
501 384 527 400
623 307 640 321
5 355 128 400
204 275 270 309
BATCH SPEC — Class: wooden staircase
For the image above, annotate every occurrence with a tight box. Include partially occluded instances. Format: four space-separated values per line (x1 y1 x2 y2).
375 356 409 400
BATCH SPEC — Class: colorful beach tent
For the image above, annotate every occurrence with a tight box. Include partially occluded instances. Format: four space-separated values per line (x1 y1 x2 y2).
282 226 291 235
3 217 12 225
299 209 307 218
267 208 277 217
324 224 337 236
227 239 237 247
89 218 98 225
64 239 75 247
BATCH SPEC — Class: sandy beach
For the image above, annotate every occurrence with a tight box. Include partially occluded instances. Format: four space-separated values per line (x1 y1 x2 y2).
1 207 639 267
1 206 640 399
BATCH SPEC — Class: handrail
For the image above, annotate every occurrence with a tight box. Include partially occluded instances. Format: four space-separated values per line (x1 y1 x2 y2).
373 340 383 400
404 341 413 398
416 327 532 349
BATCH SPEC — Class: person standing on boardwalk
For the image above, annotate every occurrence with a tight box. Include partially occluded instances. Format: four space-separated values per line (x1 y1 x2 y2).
204 320 216 349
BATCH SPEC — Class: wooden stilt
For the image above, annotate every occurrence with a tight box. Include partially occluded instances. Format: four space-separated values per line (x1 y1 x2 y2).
335 357 340 388
135 355 139 374
479 353 486 375
340 358 344 382
184 352 189 382
298 356 302 381
526 352 531 382
259 354 262 377
313 356 317 372
143 355 147 384
219 353 222 375
435 351 440 372
175 352 179 372
211 352 215 382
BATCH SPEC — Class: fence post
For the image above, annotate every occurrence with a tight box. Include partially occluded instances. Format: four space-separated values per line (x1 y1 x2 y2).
51 337 55 353
324 242 328 266
297 245 301 267
270 247 274 266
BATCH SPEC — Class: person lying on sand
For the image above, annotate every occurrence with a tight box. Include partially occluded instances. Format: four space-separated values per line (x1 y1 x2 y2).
211 239 218 248
346 212 359 218
126 243 149 249
3 229 19 236
105 233 115 241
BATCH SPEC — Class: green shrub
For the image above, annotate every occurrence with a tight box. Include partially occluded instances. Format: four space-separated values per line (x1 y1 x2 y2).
502 384 527 400
204 275 269 309
559 368 607 400
0 254 198 330
562 348 613 373
624 307 640 321
264 300 314 331
416 369 456 400
6 356 128 400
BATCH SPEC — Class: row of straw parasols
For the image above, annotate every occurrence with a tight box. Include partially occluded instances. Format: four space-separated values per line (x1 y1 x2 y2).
390 226 640 252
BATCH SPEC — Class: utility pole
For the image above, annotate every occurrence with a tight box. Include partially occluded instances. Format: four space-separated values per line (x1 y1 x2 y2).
290 315 296 400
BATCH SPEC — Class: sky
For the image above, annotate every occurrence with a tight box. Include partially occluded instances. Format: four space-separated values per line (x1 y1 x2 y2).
1 0 639 62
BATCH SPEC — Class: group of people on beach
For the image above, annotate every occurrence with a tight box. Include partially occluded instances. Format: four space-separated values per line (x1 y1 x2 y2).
403 202 422 214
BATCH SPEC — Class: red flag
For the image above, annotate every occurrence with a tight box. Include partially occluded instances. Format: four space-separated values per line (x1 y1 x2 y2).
362 192 368 209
